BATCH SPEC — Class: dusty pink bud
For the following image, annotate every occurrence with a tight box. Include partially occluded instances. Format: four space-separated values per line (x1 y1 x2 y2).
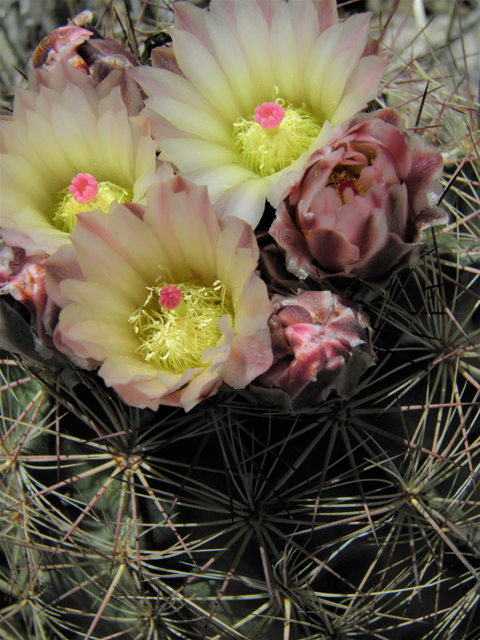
254 102 285 129
270 109 448 282
254 291 374 407
68 173 99 204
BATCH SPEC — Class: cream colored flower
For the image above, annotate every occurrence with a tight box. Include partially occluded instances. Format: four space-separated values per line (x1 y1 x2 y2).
1 61 165 256
45 177 274 412
131 0 386 227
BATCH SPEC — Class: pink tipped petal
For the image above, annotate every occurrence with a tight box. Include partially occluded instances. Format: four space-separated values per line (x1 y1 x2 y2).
289 0 320 71
172 29 242 122
222 317 273 389
270 1 301 101
233 1 275 94
342 54 388 104
174 1 214 55
305 228 360 272
205 12 259 113
312 0 338 31
269 202 316 279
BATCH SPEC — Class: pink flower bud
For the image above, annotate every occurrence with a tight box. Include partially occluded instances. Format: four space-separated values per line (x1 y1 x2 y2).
270 109 448 281
254 291 374 407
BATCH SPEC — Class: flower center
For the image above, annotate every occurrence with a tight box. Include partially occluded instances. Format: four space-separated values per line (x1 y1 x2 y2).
327 168 365 202
254 102 285 129
232 98 323 177
51 173 133 233
158 284 185 312
69 173 99 203
128 279 234 374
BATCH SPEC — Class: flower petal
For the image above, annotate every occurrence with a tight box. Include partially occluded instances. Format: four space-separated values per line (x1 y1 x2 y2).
159 138 238 172
289 0 320 79
71 211 148 305
270 1 301 103
233 0 275 95
58 304 138 359
342 54 387 104
172 29 242 122
181 163 256 203
146 92 232 145
205 12 259 113
59 279 135 323
215 176 268 228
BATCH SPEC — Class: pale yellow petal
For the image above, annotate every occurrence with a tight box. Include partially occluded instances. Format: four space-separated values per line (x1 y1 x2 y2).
60 279 136 323
159 138 237 173
173 29 242 122
270 1 301 103
148 95 232 146
205 12 258 115
182 163 255 203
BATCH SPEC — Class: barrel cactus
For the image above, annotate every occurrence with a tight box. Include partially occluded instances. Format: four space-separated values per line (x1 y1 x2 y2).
1 1 479 639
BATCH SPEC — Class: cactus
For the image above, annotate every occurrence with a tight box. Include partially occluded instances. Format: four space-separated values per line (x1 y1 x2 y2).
1 1 480 639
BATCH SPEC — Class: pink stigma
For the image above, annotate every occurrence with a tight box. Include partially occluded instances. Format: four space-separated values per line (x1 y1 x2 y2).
254 102 285 130
69 173 99 204
159 285 183 310
338 178 359 198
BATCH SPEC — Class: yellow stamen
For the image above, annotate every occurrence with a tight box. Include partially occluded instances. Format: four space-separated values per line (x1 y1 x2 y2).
129 279 234 374
232 98 323 177
51 181 133 233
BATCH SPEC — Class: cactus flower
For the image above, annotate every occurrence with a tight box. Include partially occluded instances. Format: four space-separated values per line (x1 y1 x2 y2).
0 61 166 257
131 0 386 227
254 290 374 407
45 177 274 412
270 109 447 280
